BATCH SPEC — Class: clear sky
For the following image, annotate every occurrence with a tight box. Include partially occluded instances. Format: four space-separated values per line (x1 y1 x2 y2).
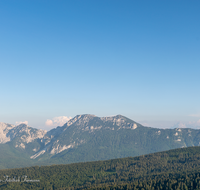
0 0 200 130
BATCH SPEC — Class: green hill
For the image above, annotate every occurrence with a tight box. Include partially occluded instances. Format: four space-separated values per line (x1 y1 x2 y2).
1 146 200 189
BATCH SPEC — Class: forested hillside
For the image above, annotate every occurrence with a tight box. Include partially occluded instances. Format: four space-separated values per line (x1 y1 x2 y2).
1 146 200 189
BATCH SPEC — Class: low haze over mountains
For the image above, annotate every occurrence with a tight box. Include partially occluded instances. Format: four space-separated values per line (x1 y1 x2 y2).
1 114 200 169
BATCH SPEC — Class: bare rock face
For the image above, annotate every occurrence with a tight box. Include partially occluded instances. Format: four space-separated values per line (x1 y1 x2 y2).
8 124 47 143
0 122 47 151
0 122 15 143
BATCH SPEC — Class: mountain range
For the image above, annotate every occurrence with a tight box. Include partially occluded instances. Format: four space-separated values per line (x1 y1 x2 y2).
1 114 200 169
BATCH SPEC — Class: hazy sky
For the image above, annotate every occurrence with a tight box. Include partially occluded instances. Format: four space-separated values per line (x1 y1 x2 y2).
0 0 200 130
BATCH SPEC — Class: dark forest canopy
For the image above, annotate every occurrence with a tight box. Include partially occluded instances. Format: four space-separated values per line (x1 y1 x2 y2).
1 146 200 189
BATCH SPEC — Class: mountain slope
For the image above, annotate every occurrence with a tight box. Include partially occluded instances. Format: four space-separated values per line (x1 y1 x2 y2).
1 114 200 169
1 146 200 189
37 114 200 164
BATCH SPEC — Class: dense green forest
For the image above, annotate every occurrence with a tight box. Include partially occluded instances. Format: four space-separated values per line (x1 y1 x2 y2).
1 146 200 189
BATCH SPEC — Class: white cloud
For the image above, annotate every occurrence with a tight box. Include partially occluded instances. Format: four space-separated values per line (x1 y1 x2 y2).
139 119 200 129
45 119 53 126
172 120 200 129
176 122 187 128
15 121 28 126
139 120 176 129
45 116 72 127
189 113 200 117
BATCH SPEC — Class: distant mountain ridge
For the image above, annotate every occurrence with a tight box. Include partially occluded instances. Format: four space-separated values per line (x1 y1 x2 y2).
1 114 200 169
0 122 46 147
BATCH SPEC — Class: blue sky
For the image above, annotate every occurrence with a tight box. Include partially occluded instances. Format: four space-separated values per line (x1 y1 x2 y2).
0 0 200 130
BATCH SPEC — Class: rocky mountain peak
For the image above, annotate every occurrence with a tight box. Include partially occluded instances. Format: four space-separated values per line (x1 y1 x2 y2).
100 114 131 124
66 114 96 127
0 122 47 145
0 122 15 143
